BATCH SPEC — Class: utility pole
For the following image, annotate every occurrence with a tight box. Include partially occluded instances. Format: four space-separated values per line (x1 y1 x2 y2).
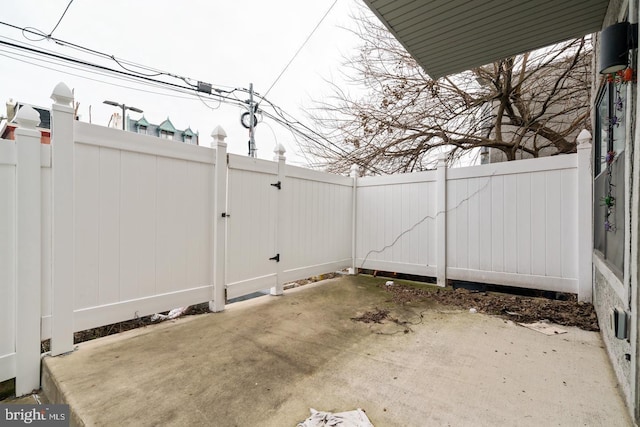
248 83 257 157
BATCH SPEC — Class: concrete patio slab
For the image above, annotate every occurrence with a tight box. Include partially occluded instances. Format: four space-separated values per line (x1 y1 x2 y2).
42 276 632 426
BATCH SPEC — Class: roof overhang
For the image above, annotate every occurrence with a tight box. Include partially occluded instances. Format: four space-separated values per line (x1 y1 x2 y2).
362 0 609 79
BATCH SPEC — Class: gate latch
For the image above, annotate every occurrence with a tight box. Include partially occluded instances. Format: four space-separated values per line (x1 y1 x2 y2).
270 181 282 190
269 253 280 262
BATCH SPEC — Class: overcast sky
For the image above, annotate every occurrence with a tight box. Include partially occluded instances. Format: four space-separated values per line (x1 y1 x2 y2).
0 0 363 166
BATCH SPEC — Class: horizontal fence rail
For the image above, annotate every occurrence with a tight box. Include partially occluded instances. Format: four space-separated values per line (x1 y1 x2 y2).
0 82 593 396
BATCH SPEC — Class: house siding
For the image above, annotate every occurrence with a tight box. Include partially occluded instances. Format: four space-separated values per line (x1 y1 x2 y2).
591 0 638 421
595 266 633 410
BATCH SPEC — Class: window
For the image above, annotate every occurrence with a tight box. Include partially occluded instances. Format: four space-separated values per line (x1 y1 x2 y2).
184 135 193 144
594 78 627 277
160 130 173 140
138 125 147 135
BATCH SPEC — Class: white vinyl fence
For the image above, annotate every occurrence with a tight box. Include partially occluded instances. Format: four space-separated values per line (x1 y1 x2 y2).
356 149 592 297
1 82 592 397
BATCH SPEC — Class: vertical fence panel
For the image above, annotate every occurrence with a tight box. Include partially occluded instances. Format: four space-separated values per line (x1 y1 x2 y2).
545 170 563 277
490 176 504 272
0 140 16 383
503 174 519 274
40 147 52 341
516 173 532 275
15 107 42 395
74 143 100 310
98 148 121 305
561 168 579 280
119 152 157 300
530 172 547 276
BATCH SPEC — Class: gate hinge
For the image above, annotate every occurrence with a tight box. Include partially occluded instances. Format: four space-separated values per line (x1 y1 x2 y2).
270 181 282 190
222 212 230 218
269 253 280 262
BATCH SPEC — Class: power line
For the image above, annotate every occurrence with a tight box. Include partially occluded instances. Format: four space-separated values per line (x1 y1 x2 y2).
49 0 75 37
256 93 385 174
0 36 339 163
259 0 338 104
0 20 233 91
0 19 367 170
0 51 203 102
0 38 246 107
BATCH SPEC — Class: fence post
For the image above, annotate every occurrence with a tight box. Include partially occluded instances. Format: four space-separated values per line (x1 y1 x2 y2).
349 164 359 275
14 106 42 395
436 154 447 287
50 82 76 356
210 126 227 312
577 129 593 302
271 143 286 296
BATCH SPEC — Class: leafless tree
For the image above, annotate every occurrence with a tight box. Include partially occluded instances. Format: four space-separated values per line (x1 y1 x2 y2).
305 9 592 174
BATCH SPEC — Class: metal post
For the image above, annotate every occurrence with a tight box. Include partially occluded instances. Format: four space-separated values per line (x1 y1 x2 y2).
249 83 256 158
103 100 142 131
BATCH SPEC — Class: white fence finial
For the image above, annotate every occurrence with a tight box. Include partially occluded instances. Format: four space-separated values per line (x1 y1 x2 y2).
350 164 360 177
211 125 227 147
273 143 286 161
14 106 40 130
577 129 592 149
437 153 448 167
50 82 74 106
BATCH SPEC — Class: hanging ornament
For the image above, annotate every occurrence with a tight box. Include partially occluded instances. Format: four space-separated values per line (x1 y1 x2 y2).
623 67 634 82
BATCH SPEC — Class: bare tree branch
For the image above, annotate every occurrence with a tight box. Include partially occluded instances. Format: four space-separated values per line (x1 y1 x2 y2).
302 7 592 174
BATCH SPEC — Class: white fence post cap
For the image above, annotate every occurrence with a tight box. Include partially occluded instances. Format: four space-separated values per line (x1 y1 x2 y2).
14 105 40 130
50 82 74 106
577 129 592 148
273 143 286 157
211 125 227 140
350 164 360 176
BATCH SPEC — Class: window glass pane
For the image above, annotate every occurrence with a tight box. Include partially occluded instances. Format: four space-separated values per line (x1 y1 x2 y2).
596 84 608 176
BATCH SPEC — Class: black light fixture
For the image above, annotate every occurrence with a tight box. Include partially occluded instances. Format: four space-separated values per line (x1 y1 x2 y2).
599 21 638 74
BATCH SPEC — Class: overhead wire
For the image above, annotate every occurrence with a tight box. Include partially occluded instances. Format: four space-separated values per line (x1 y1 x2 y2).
256 93 385 174
0 20 234 91
49 0 75 37
0 36 338 164
0 18 367 171
0 38 247 107
0 51 201 101
259 0 338 105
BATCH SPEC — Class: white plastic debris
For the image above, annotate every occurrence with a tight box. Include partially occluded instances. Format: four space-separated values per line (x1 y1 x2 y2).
151 306 189 322
297 408 374 427
385 281 394 287
469 308 477 314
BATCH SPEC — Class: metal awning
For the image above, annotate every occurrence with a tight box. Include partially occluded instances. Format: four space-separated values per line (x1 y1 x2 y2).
362 0 609 79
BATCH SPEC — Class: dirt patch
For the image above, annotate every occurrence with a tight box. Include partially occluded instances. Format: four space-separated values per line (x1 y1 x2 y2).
351 308 391 324
380 282 599 331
